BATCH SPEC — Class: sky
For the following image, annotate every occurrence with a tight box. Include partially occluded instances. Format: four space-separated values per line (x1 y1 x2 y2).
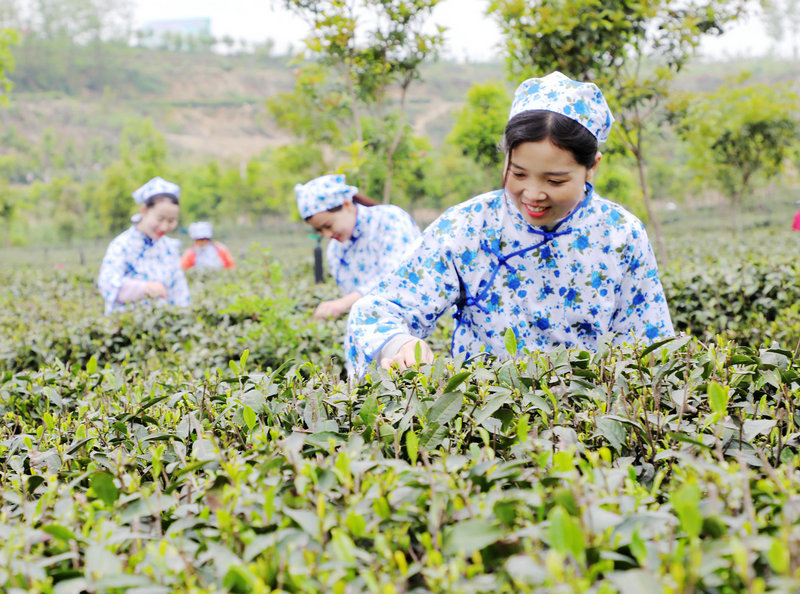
131 0 788 63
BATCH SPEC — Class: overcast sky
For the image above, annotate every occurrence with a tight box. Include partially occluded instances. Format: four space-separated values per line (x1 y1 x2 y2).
131 0 785 62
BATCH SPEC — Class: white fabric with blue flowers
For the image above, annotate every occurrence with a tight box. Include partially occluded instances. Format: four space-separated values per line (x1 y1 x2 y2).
327 203 421 296
132 176 181 204
345 185 674 378
509 71 615 143
296 174 359 220
98 226 191 314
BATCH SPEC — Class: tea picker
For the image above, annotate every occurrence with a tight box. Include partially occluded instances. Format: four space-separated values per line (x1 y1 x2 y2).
346 71 675 378
181 221 236 270
294 173 421 321
97 176 190 314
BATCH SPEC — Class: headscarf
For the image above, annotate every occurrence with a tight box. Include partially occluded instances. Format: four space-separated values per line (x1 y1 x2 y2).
188 221 214 240
295 174 358 220
132 176 181 205
508 71 615 143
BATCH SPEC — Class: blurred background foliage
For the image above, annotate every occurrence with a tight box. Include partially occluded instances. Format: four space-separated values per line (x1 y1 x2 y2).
0 0 796 250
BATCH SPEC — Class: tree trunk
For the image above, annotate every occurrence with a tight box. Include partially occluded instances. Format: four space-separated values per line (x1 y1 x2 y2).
382 79 410 204
634 150 668 266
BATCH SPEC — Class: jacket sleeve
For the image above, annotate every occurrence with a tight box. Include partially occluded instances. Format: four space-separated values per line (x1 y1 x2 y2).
166 239 190 307
610 224 674 344
355 207 422 296
216 242 236 268
345 211 466 379
97 236 129 314
180 249 196 270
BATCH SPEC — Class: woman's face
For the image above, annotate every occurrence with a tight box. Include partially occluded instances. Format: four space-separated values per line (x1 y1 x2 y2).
306 202 357 242
504 140 600 228
138 200 179 240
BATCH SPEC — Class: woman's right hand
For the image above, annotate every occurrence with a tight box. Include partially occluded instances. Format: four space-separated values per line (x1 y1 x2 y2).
381 338 434 372
144 281 168 299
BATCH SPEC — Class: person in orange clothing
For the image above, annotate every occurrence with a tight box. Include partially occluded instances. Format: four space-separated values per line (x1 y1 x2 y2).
181 222 236 270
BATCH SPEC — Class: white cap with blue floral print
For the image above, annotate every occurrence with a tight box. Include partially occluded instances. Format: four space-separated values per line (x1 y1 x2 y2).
508 71 615 143
295 174 359 220
132 176 181 204
188 221 213 240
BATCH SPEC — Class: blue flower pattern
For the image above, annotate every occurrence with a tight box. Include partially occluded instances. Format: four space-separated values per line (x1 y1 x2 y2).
328 204 421 295
345 185 674 377
509 72 615 143
97 226 190 314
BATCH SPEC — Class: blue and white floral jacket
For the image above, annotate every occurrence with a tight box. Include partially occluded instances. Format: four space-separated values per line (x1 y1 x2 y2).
98 226 190 314
345 185 674 377
327 204 421 295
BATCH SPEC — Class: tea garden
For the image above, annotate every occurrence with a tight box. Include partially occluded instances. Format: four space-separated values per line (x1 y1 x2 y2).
2 216 800 593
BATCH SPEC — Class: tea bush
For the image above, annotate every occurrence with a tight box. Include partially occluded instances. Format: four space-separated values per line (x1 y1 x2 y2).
2 238 800 591
2 337 800 591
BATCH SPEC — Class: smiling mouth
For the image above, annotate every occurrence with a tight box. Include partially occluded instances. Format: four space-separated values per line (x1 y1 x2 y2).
523 204 550 218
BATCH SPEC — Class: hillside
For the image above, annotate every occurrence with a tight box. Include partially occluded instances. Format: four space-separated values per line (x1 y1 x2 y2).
4 46 799 170
0 48 507 165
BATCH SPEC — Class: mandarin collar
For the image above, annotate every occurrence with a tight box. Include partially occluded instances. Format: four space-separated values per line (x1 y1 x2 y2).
505 182 594 235
342 203 366 246
132 225 156 246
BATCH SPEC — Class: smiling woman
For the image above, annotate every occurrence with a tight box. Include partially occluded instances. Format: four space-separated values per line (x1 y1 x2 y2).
97 176 190 315
345 71 674 379
295 173 421 324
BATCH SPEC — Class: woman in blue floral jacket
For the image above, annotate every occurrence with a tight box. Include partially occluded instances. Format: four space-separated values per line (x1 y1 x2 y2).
345 71 674 378
296 174 421 320
97 176 190 315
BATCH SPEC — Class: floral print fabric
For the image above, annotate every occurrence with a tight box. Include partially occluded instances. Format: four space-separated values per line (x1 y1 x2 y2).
295 174 359 220
509 71 615 142
345 185 674 378
98 226 190 314
327 204 421 296
132 176 180 204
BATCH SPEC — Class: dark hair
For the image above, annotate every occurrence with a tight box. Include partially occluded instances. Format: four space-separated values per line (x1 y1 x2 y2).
501 110 598 169
144 193 180 208
323 193 378 215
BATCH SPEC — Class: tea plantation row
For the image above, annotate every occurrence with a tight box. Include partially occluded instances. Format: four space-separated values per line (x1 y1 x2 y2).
1 239 800 592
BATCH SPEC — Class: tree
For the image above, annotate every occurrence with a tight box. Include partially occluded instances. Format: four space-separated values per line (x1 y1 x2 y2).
0 27 16 104
487 0 747 264
90 119 169 235
761 0 800 58
0 24 18 244
447 81 511 176
276 0 445 203
669 73 800 233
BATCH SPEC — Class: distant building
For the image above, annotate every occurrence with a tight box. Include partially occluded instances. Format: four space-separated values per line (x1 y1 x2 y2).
137 18 212 50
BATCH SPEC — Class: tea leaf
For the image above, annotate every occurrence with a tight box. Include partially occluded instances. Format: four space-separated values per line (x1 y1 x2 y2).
427 392 463 425
708 381 729 416
443 518 504 555
406 429 418 464
670 483 702 538
504 327 518 357
90 471 119 507
243 405 256 431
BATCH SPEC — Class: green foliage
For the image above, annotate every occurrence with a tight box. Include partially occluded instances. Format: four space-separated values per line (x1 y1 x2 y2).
4 305 800 589
669 73 800 228
663 253 800 348
266 64 348 147
0 256 345 375
279 0 445 202
2 222 800 589
447 80 510 174
488 0 749 264
0 27 17 103
355 119 435 208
